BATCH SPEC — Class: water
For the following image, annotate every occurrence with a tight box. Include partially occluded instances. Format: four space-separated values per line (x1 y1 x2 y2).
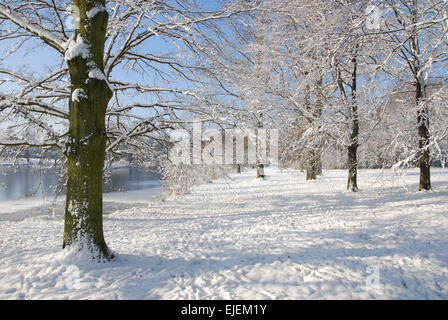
0 164 161 201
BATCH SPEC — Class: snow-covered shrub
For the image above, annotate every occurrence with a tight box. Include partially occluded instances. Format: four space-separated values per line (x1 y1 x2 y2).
159 161 233 196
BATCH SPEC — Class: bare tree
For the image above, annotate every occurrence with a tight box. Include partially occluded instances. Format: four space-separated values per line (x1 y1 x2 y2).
0 0 249 260
381 0 448 190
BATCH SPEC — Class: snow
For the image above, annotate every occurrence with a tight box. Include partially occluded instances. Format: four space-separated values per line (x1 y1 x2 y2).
64 35 90 61
86 5 106 19
86 61 109 84
0 4 66 50
110 159 130 169
88 67 107 81
72 89 87 102
0 168 447 299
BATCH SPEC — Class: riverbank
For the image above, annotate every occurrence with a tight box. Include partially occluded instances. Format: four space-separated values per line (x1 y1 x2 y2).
0 167 447 299
0 163 160 203
0 182 162 222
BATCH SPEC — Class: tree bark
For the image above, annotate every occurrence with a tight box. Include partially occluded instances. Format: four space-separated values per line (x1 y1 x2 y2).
314 78 323 177
306 150 317 180
347 144 358 191
63 0 113 260
410 2 431 191
304 84 317 180
316 151 323 176
347 46 359 192
256 125 265 179
416 80 431 190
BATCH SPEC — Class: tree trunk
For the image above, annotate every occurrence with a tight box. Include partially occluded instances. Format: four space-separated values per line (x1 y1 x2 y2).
256 125 265 179
410 2 431 191
347 144 358 191
256 163 265 178
347 46 359 192
304 84 316 180
314 78 323 177
63 0 113 260
316 151 323 176
300 154 305 172
306 149 317 180
416 81 431 190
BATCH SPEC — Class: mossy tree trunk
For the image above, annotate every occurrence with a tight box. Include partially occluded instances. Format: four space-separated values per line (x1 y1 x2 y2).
63 0 113 260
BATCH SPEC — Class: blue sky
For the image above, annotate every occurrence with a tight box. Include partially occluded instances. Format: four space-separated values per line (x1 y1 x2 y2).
0 0 227 121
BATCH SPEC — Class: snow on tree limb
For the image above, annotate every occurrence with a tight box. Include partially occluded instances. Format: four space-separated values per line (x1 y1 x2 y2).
0 2 67 53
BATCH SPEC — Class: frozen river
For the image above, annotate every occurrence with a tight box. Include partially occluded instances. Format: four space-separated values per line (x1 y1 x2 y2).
0 164 160 201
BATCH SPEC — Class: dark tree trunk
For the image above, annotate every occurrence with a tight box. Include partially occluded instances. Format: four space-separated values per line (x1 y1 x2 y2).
257 163 265 178
316 152 323 176
63 0 113 260
256 125 265 179
408 0 431 191
304 84 317 180
416 81 431 190
306 150 318 180
300 154 305 172
347 144 358 191
347 47 359 192
314 78 323 177
410 2 431 191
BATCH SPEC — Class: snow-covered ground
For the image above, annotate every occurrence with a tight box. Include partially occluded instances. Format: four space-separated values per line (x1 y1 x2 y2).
0 167 447 299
